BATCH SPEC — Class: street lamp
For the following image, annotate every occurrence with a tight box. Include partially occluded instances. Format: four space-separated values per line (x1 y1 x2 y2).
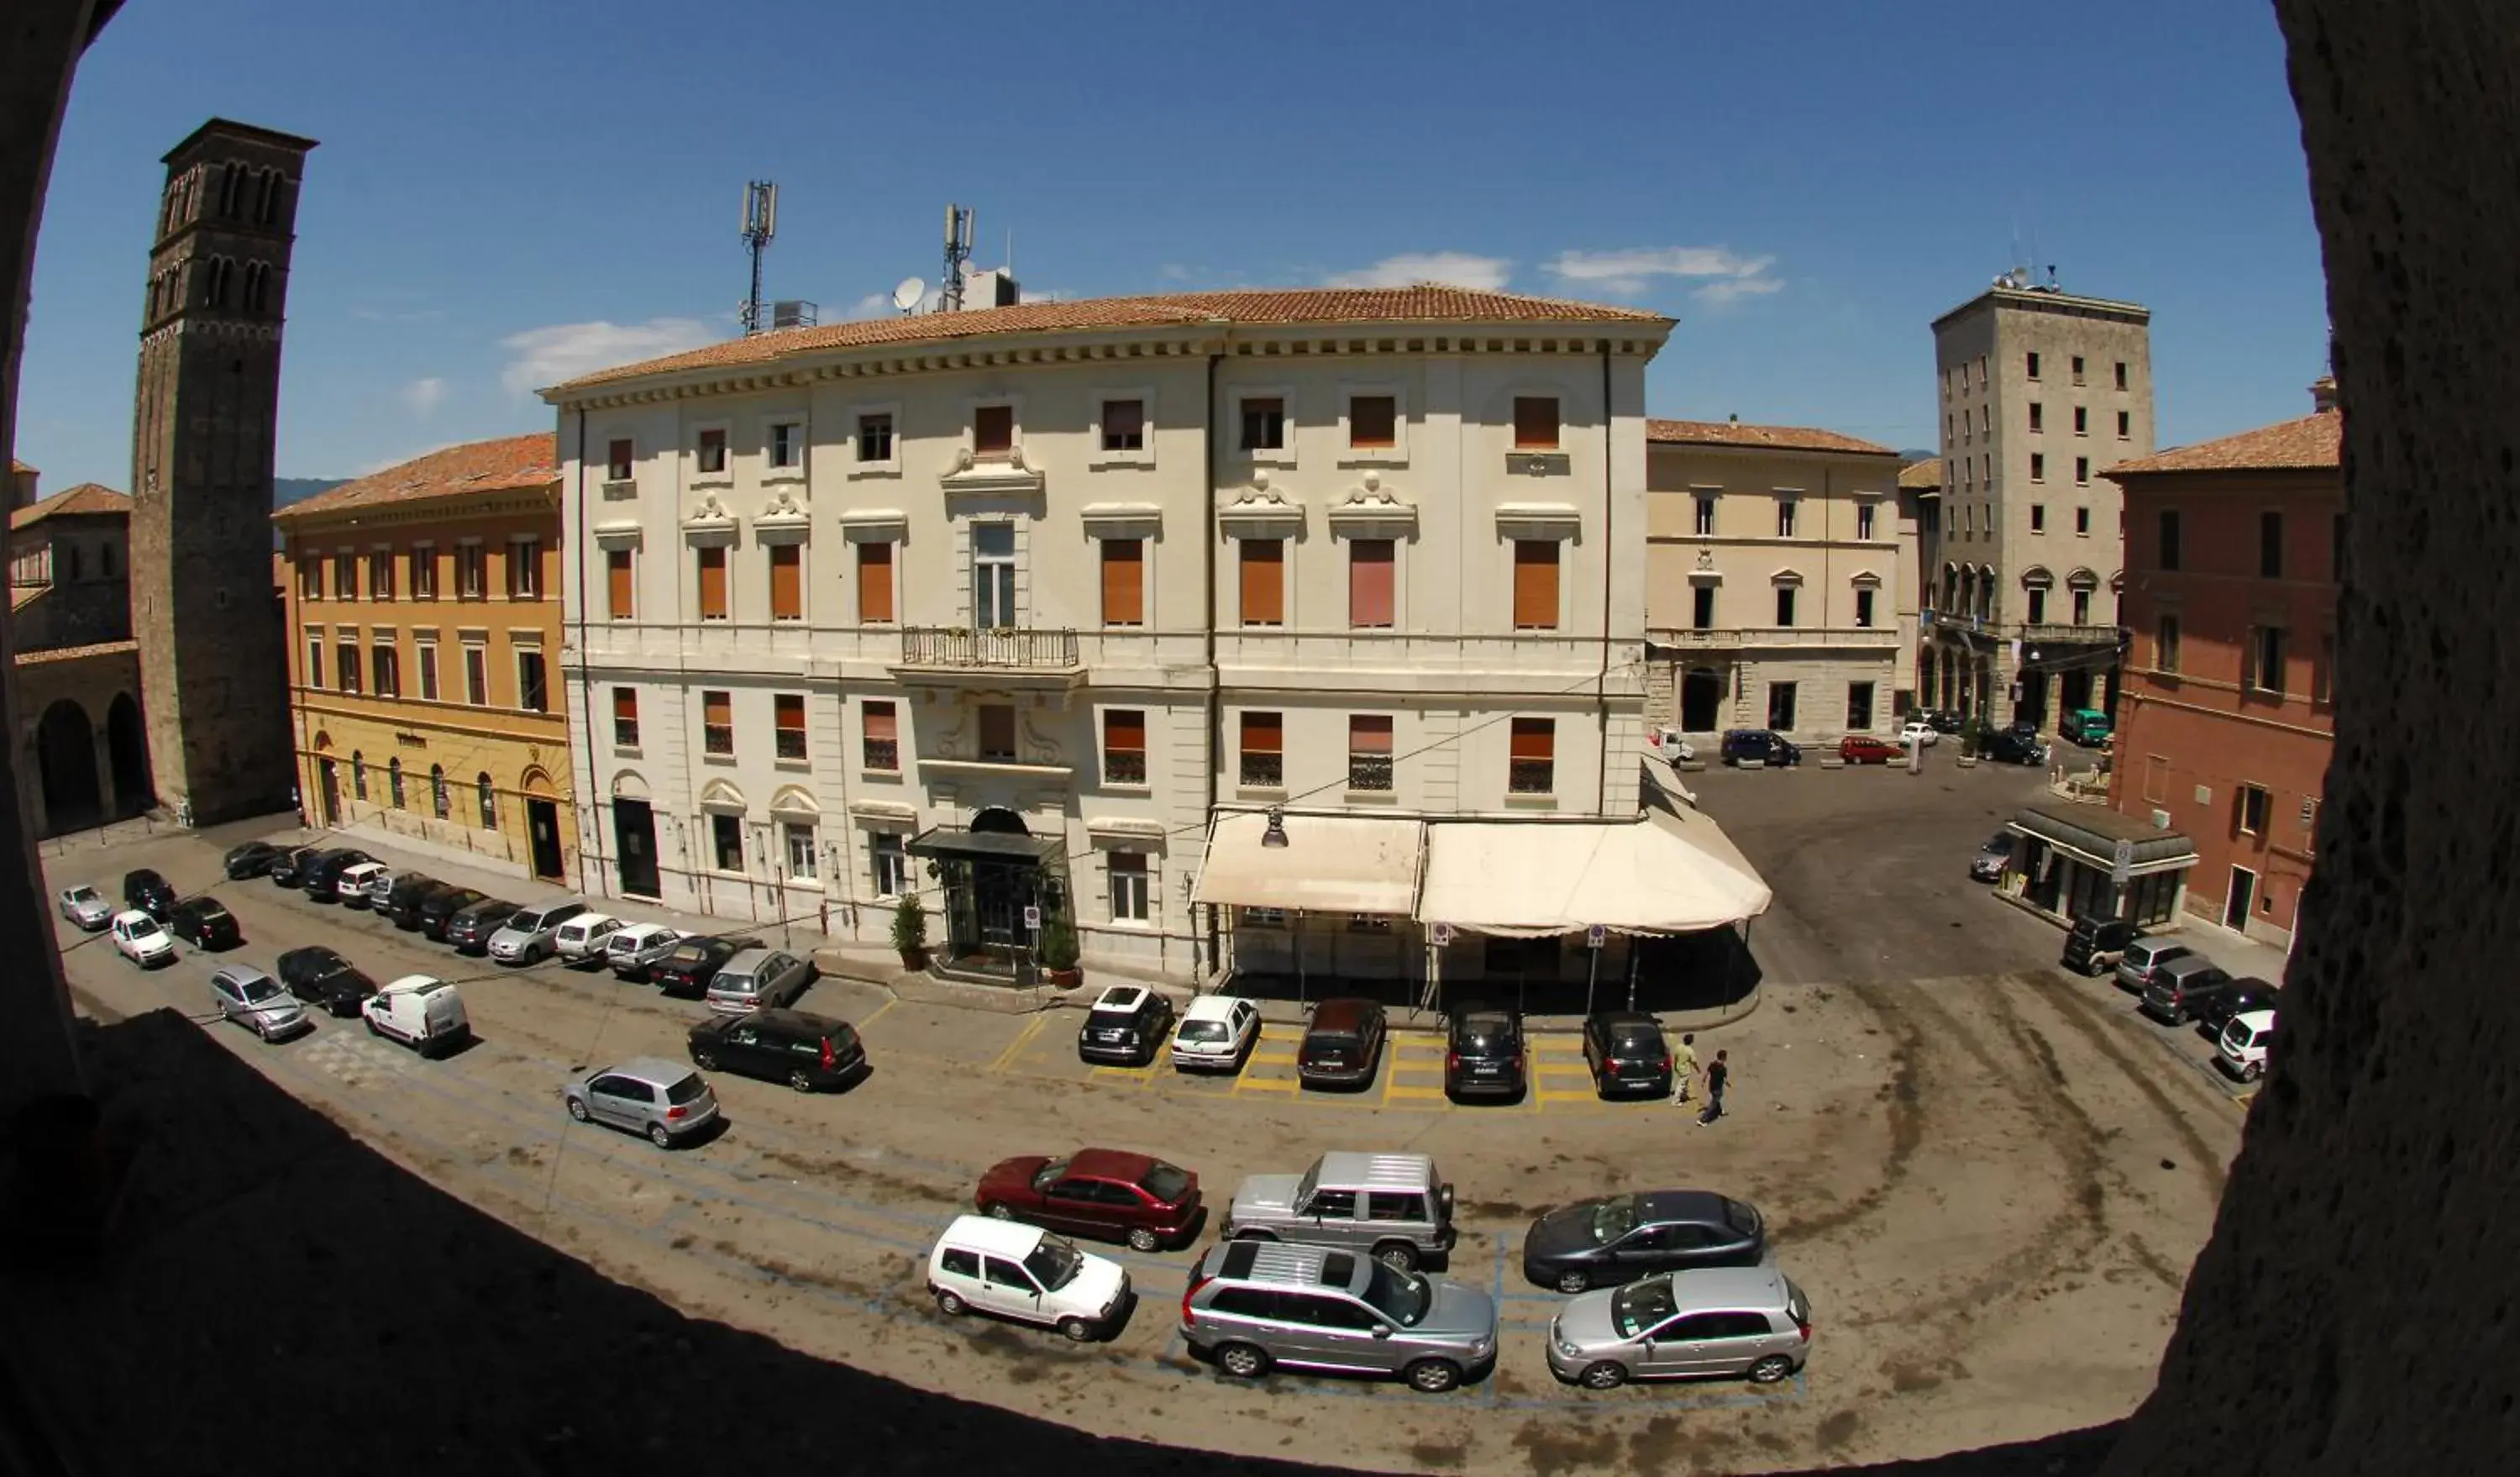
1261 807 1288 849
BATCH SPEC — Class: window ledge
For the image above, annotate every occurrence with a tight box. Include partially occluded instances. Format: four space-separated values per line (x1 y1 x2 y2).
1506 450 1572 477
1089 452 1155 470
1502 791 1558 808
762 469 807 484
863 767 904 782
845 464 903 480
701 752 738 766
774 758 813 772
1235 785 1289 802
614 746 642 760
690 475 732 491
1344 788 1399 803
1100 781 1152 796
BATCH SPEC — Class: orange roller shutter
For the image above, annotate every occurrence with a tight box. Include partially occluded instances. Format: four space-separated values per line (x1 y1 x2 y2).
697 546 727 618
1509 717 1553 760
1349 715 1392 753
1349 539 1394 628
606 549 633 618
864 702 897 742
769 544 801 620
858 543 894 623
1241 711 1282 753
1512 541 1559 629
1105 709 1146 752
1239 539 1284 626
1101 539 1144 626
1514 396 1560 449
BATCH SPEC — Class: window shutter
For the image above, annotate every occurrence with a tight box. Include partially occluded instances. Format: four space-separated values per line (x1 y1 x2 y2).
1349 715 1393 754
1512 541 1560 628
606 549 633 618
864 702 897 743
607 438 633 480
1349 539 1395 628
769 544 801 620
857 542 895 623
1513 397 1559 449
1100 539 1144 626
1349 395 1396 448
1240 539 1284 625
1509 717 1554 760
612 687 637 723
697 547 727 618
1105 710 1146 752
775 695 805 735
1241 711 1282 754
974 404 1014 455
703 691 731 729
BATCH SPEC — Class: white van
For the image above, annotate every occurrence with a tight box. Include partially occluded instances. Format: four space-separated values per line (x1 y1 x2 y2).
362 975 471 1057
553 912 625 966
2217 1009 2276 1082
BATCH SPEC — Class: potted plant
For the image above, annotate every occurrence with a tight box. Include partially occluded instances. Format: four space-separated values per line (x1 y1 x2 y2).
891 891 928 970
1958 717 1986 767
1037 912 1083 988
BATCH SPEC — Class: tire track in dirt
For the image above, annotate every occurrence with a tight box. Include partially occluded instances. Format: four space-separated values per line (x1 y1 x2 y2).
2024 972 2230 1196
1776 983 1925 1240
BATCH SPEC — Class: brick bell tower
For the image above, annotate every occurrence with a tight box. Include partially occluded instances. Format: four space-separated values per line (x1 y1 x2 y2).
128 118 317 825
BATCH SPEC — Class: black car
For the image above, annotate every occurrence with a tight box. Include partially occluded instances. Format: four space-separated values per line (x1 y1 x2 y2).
1922 707 1966 734
121 868 177 922
1075 985 1176 1066
298 848 371 901
1444 1007 1526 1100
1984 729 2047 765
444 897 520 954
1719 729 1802 767
2195 976 2281 1038
416 885 487 941
267 845 320 886
688 1008 866 1092
653 934 764 998
1296 997 1386 1090
223 841 284 879
167 897 242 950
1521 1191 1768 1294
276 945 379 1017
1582 1011 1673 1098
2061 916 2139 976
376 874 444 930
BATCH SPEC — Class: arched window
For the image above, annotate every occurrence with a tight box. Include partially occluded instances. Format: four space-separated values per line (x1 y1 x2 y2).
430 765 448 819
351 751 367 800
477 773 496 829
388 757 405 809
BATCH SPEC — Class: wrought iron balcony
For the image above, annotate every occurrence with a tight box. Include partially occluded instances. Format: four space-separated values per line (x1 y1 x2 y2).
895 626 1082 676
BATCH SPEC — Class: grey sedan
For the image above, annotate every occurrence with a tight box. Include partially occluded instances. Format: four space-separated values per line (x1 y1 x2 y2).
56 884 113 931
211 965 313 1042
563 1056 722 1148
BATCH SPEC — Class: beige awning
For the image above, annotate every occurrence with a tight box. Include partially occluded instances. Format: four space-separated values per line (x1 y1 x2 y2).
1191 812 1424 915
1416 806 1772 939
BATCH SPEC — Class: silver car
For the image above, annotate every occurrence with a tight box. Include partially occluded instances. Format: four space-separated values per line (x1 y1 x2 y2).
1546 1266 1811 1390
606 922 686 980
703 946 813 1015
210 965 313 1042
1181 1239 1498 1393
488 897 588 965
56 884 113 931
563 1056 722 1148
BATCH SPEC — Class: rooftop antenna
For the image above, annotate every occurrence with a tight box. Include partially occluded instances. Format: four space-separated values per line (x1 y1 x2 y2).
941 203 974 313
738 180 778 336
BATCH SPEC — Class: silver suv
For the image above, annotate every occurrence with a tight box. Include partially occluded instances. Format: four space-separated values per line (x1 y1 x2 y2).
1221 1151 1456 1270
1182 1238 1497 1393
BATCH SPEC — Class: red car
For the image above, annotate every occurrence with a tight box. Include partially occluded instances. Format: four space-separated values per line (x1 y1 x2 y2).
1839 734 1903 765
974 1148 1202 1252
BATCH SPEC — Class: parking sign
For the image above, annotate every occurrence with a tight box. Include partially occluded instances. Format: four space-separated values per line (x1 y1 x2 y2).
1431 922 1455 946
1023 904 1042 932
1586 923 1607 950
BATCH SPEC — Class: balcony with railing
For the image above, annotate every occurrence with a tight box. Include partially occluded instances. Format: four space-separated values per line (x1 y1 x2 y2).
891 626 1084 686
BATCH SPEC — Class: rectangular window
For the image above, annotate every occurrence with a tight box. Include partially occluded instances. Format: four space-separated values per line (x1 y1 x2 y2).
1109 851 1150 922
702 691 733 755
856 413 893 463
517 649 547 712
2071 588 2091 625
1776 500 1798 539
2237 784 2271 836
785 823 817 880
507 540 542 599
696 546 728 620
613 687 639 747
1513 396 1560 449
370 644 399 697
1767 681 1798 731
870 833 908 898
2315 633 2336 704
2160 510 2183 571
2116 410 2131 439
1103 709 1147 786
712 813 743 873
606 548 634 619
1857 502 1877 541
305 633 323 688
1693 496 1715 537
1100 397 1145 452
298 557 322 602
606 438 633 481
1508 717 1554 793
337 642 360 695
2026 350 2041 380
774 694 806 760
978 704 1016 762
1775 585 1798 626
2029 402 2044 433
768 544 802 621
2074 456 2090 486
1692 585 1716 630
1348 539 1395 628
768 421 801 470
1511 540 1560 629
458 544 487 599
1847 681 1875 731
2027 587 2048 624
2076 506 2092 535
2249 627 2287 695
697 427 727 476
333 550 357 600
2031 503 2047 532
1240 711 1283 787
972 523 1016 628
973 404 1015 457
1100 539 1143 627
2114 360 2129 392
410 547 437 601
863 701 899 772
857 542 894 623
463 644 487 706
2144 754 2171 805
2157 615 2181 673
415 641 438 701
369 550 395 601
1348 714 1394 791
1239 539 1284 627
1240 396 1285 451
2073 406 2088 435
1855 587 1876 628
2260 511 2286 578
1347 394 1396 449
2071 355 2087 385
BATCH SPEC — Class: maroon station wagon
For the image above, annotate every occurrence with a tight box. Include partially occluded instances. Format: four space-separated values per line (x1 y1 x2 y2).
974 1148 1203 1253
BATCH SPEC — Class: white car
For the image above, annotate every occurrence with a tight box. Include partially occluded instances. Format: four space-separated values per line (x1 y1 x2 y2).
1897 721 1940 749
336 861 389 905
1169 994 1261 1073
362 975 471 1057
606 922 687 980
553 912 625 966
110 909 176 967
925 1214 1130 1343
56 884 114 931
2217 1009 2276 1082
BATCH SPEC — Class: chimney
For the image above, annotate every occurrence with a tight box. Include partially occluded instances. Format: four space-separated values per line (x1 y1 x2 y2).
2311 375 2339 413
1728 413 1740 424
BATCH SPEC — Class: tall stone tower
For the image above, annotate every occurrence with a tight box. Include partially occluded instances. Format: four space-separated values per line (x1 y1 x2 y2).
128 119 316 825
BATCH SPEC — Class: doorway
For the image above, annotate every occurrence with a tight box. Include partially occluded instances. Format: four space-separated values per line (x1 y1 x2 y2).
107 692 151 815
318 757 340 825
2223 865 2258 931
1680 668 1722 733
2017 669 2049 728
528 797 564 880
35 701 100 834
612 798 660 898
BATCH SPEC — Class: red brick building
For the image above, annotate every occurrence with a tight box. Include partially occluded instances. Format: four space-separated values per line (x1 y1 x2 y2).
2104 381 2340 949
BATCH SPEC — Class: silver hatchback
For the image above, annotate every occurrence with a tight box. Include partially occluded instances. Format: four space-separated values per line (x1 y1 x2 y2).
1546 1265 1811 1390
563 1056 722 1148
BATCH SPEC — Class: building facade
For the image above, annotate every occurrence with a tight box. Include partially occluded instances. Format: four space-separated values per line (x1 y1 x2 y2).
1925 280 2153 732
543 287 1670 983
2105 383 2340 949
1894 455 1942 710
275 434 580 884
8 464 151 837
128 118 314 825
1643 419 1905 740
10 482 130 653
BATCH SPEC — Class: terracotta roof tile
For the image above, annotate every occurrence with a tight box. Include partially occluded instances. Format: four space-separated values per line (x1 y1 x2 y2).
1645 418 1898 456
14 638 139 667
9 481 129 530
276 434 559 522
9 459 33 475
1898 456 1945 490
2106 411 2341 476
548 287 1670 395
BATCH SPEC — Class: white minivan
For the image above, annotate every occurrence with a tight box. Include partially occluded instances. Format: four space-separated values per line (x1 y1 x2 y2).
362 975 471 1057
925 1214 1130 1343
2217 1009 2276 1082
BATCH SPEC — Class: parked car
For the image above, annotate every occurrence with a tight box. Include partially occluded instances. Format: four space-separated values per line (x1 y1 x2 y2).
362 975 471 1056
1181 1238 1496 1392
298 848 371 901
1895 721 1940 749
55 884 113 931
1984 728 2049 765
926 1214 1130 1343
335 861 389 907
488 897 588 965
277 945 379 1017
1545 1266 1812 1390
1221 1150 1457 1270
1520 1191 1768 1294
1971 832 2017 883
377 874 446 929
1076 984 1176 1066
606 922 687 981
210 965 312 1042
222 840 284 879
553 912 625 966
703 946 815 1014
361 866 425 909
416 886 487 942
1840 734 1904 765
1445 1007 1526 1100
975 1147 1202 1252
2061 707 2114 745
1649 728 1698 763
1298 997 1387 1090
1582 1012 1673 1098
1719 729 1802 767
687 1007 864 1091
562 1057 722 1148
110 909 176 967
2113 936 2195 992
2140 955 2237 1024
444 897 522 954
122 867 176 922
652 933 762 998
167 896 242 950
1170 994 1262 1073
1921 707 1966 734
266 845 320 887
2216 1009 2277 1081
2196 977 2281 1038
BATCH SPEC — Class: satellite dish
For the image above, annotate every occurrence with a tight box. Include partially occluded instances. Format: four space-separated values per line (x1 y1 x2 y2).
891 276 927 313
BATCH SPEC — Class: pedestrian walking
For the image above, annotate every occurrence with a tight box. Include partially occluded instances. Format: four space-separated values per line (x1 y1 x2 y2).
1698 1049 1730 1127
1668 1032 1698 1106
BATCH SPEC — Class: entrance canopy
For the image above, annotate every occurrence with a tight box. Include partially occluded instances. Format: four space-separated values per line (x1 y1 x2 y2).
1191 812 1422 915
906 826 1061 865
1416 807 1772 939
2008 801 2196 878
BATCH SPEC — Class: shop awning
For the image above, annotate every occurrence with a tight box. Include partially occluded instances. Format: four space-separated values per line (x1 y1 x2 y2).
1191 812 1423 915
1416 807 1773 939
906 826 1062 865
2007 802 2197 877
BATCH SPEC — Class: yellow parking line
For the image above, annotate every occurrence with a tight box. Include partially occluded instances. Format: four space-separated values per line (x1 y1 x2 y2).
1537 1088 1602 1105
988 1014 1050 1075
1234 1074 1299 1094
857 998 898 1031
1246 1048 1298 1065
1089 1064 1153 1085
1382 1082 1448 1101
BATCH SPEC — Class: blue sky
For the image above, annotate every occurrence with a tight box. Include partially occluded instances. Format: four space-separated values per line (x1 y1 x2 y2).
16 0 2325 490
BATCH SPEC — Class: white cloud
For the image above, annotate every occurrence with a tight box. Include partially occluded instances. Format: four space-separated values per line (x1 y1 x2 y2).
1543 246 1780 301
498 317 717 396
399 376 446 417
1159 263 1195 281
845 292 895 319
1326 251 1514 292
